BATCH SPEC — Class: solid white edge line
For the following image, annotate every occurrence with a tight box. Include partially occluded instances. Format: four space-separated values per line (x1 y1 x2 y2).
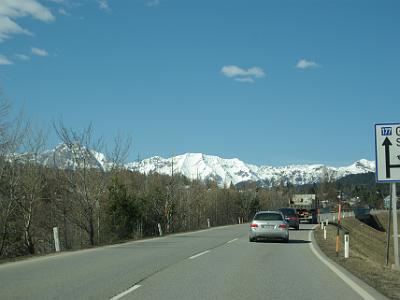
308 230 375 300
110 285 141 300
189 250 211 259
226 238 238 244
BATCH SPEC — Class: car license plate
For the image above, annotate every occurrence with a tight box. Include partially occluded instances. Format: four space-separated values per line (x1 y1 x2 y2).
262 225 274 229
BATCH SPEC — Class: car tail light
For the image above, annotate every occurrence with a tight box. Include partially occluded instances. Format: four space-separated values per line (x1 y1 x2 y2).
250 223 258 228
279 224 288 229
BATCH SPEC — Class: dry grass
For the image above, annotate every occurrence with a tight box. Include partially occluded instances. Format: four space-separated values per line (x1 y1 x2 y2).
314 213 400 300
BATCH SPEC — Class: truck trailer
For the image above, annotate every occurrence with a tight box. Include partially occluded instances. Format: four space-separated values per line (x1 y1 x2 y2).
290 194 317 223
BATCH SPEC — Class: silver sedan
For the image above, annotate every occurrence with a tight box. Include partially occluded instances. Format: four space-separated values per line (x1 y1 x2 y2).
249 211 289 243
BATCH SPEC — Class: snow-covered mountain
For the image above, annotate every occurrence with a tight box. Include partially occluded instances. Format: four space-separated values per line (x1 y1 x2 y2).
19 143 111 171
125 153 375 187
17 144 375 187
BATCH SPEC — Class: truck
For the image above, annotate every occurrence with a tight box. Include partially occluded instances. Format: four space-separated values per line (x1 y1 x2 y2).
290 194 317 223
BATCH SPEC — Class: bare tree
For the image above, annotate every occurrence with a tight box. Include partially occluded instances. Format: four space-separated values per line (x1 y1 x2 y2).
0 109 30 256
16 126 48 254
53 122 107 246
107 132 132 170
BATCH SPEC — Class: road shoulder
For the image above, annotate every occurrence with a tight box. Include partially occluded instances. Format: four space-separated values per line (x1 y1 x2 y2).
309 226 389 300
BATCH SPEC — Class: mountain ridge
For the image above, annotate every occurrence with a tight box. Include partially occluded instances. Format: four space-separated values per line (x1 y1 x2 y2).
18 144 375 187
125 153 375 187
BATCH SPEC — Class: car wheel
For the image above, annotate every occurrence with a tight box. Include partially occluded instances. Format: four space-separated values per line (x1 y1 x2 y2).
284 237 289 243
249 237 256 242
296 226 300 230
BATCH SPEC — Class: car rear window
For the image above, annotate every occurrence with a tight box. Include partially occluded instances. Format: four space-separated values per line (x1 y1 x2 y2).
280 208 296 216
254 213 283 221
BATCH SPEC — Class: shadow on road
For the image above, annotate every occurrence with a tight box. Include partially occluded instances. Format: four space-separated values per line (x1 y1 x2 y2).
255 239 310 244
287 239 311 244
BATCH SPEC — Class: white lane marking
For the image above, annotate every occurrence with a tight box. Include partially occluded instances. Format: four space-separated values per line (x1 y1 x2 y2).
189 250 211 259
109 225 237 248
110 285 141 300
226 238 238 244
308 230 376 300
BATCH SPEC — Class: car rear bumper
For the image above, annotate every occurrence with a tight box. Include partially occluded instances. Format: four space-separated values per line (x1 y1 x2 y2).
299 216 312 223
249 229 289 239
286 220 299 228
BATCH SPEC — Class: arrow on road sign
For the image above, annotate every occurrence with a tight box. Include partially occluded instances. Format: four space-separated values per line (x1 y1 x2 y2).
383 137 400 178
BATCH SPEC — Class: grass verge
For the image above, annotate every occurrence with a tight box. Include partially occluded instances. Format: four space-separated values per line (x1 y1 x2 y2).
314 213 400 300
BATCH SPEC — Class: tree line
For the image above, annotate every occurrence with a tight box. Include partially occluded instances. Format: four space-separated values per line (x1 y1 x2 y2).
0 100 383 260
0 101 294 260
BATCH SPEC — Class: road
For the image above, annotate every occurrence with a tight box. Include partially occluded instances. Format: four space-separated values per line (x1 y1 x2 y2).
0 224 376 300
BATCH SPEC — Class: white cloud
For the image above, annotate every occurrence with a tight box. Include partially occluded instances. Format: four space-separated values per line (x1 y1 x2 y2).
15 53 30 61
0 16 32 41
147 0 160 7
221 65 265 83
0 0 54 42
0 54 13 65
99 0 110 11
0 0 54 22
296 59 320 69
31 47 48 57
221 65 264 78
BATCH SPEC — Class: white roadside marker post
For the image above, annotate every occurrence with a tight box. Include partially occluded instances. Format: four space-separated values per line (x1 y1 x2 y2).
323 226 327 240
157 223 163 236
207 218 211 228
325 219 329 226
53 227 60 252
320 222 324 230
344 232 349 258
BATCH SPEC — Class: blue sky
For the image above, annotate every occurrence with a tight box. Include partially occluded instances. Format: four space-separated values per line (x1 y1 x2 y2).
0 0 399 166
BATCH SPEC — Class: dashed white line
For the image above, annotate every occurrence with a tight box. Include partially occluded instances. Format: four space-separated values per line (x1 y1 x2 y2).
189 250 211 259
110 285 142 300
226 238 238 244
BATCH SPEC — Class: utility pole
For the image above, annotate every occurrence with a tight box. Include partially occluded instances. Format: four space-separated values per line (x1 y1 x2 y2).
386 190 392 266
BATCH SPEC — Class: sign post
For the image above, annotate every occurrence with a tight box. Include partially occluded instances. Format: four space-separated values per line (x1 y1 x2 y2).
375 123 400 269
391 183 399 268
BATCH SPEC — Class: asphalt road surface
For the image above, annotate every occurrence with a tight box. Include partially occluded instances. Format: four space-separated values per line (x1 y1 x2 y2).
0 224 376 300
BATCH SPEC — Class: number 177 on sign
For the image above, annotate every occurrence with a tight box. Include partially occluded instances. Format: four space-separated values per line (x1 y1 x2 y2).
381 127 392 136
